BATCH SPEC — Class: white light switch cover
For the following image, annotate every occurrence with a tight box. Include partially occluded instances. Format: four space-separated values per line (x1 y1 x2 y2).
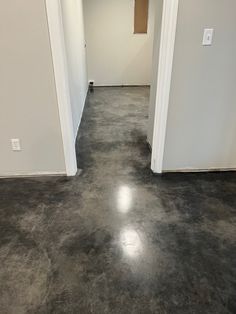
11 139 21 151
202 28 214 46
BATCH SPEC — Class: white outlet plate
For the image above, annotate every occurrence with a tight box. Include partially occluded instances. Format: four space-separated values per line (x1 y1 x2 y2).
11 139 21 151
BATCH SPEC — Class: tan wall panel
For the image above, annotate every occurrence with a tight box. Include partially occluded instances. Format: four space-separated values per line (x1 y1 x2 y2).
134 0 149 33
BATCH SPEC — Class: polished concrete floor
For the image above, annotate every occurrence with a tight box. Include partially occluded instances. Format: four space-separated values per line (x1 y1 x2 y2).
0 87 236 314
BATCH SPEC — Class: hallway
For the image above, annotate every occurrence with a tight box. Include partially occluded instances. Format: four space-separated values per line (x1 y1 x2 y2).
0 87 236 314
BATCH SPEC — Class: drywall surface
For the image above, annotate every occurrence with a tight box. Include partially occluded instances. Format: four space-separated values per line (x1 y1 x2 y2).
147 0 163 146
61 0 88 139
0 0 66 176
83 0 156 86
163 0 236 171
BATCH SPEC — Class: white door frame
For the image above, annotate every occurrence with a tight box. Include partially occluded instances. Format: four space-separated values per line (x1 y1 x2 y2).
45 0 179 176
151 0 179 174
45 0 77 176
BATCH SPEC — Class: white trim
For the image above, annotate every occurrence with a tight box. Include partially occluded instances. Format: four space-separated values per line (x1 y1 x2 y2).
89 84 150 87
0 171 66 178
151 0 179 174
74 111 83 143
45 0 77 176
74 86 89 142
163 167 236 173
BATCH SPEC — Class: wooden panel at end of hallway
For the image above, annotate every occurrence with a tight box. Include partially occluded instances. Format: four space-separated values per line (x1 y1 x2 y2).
134 0 149 34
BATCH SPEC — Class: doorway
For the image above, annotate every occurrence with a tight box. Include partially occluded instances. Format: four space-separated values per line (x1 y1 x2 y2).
46 0 179 175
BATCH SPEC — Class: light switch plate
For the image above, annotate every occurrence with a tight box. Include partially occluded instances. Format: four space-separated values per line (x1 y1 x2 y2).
202 28 214 46
11 139 21 151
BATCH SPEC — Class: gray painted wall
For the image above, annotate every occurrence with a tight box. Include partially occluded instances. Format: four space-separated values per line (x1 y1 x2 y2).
61 0 88 139
163 0 236 171
83 0 156 86
147 0 163 146
0 0 66 176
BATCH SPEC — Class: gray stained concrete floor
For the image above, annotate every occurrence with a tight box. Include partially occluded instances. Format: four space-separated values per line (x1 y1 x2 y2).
0 87 236 314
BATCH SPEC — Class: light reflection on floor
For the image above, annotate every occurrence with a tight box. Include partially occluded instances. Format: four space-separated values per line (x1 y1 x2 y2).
117 185 133 213
120 228 143 258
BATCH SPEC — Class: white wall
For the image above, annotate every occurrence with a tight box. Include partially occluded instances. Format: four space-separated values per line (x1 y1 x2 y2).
83 0 156 86
61 0 88 139
0 0 66 176
163 0 236 171
147 0 163 146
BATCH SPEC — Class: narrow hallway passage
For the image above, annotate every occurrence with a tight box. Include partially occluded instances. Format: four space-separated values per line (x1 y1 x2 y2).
76 87 151 175
0 87 235 314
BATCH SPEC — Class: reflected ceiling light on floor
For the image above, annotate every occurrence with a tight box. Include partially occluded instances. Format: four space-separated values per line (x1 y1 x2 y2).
117 185 133 213
120 228 143 258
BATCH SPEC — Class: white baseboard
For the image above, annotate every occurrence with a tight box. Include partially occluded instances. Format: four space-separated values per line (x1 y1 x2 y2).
91 84 151 87
74 113 82 142
74 86 89 142
0 171 66 179
163 167 236 174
